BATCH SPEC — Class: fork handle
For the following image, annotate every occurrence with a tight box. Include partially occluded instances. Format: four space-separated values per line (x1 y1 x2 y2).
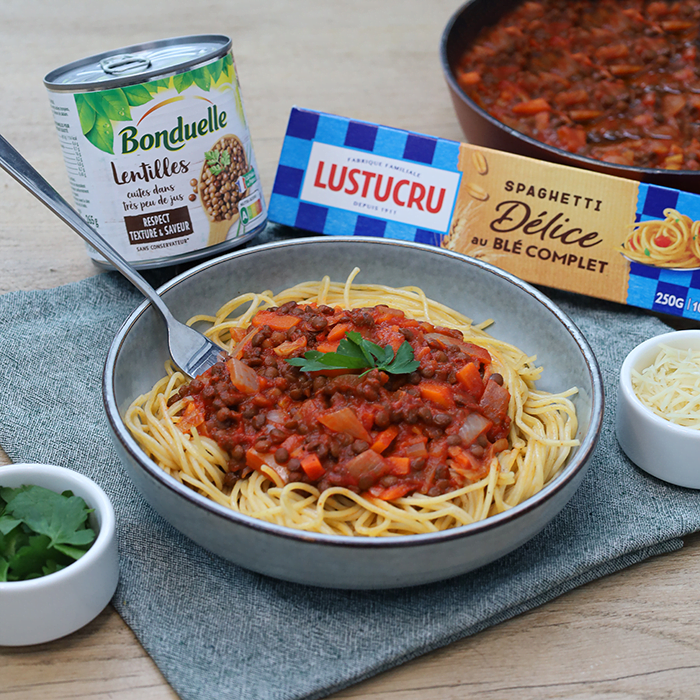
0 133 174 322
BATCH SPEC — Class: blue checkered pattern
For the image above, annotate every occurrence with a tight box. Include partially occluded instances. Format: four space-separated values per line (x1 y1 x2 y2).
268 107 460 245
627 183 700 319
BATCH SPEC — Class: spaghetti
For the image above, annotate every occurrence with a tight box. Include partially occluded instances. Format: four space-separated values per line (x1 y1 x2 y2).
125 271 580 536
620 209 700 269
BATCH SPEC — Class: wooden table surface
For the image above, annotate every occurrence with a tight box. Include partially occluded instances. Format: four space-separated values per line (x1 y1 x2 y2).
2 1 700 698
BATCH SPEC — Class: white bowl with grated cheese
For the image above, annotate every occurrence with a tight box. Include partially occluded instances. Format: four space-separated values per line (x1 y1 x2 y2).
617 330 700 488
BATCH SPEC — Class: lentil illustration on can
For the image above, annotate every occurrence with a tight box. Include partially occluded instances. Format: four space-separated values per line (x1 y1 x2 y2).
44 35 267 268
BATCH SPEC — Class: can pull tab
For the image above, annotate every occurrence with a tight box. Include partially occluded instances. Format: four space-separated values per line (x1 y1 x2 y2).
100 53 152 76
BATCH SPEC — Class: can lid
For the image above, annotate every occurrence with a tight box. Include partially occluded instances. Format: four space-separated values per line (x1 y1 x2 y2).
44 35 232 91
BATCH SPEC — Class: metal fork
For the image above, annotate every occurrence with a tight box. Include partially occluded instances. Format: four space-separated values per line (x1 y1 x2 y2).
0 134 225 379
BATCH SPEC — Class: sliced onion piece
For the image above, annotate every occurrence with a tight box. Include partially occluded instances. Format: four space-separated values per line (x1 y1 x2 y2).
318 406 372 443
345 449 387 479
226 357 260 394
273 336 307 357
245 447 291 486
458 411 492 446
404 440 428 459
479 380 510 423
265 410 286 425
230 328 259 359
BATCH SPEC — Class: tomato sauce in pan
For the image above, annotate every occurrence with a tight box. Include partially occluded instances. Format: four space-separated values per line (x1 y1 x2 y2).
457 0 700 170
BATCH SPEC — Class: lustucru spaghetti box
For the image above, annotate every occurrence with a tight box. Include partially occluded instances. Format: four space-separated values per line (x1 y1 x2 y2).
268 107 700 321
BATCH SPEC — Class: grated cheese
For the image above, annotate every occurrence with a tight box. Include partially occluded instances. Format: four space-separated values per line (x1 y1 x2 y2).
631 344 700 430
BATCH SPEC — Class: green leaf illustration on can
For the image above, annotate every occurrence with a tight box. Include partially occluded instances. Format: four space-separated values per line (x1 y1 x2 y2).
173 71 194 94
75 94 96 135
208 58 223 85
223 54 234 82
122 84 152 106
84 89 132 122
84 113 114 154
192 66 211 92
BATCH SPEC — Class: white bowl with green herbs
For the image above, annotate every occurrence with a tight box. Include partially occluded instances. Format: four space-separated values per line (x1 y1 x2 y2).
0 463 118 646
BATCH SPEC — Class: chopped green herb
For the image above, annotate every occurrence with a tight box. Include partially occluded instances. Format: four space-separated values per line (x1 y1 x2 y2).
287 330 420 376
205 148 230 176
0 484 96 582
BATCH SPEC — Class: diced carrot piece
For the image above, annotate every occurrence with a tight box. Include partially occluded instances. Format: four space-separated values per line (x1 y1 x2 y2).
660 19 694 32
251 310 301 331
595 43 629 61
386 456 410 476
555 89 588 107
448 445 481 470
301 453 325 481
457 70 481 88
371 426 399 454
662 93 686 119
512 98 551 115
456 362 484 398
462 342 492 366
374 324 405 353
176 398 206 433
534 111 550 131
569 109 603 122
315 339 341 353
556 125 586 153
326 322 351 342
229 327 248 343
273 336 307 357
418 382 454 409
370 483 414 501
448 446 489 479
373 307 405 324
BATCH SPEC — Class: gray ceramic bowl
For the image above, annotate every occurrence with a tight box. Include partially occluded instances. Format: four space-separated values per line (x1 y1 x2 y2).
103 236 603 589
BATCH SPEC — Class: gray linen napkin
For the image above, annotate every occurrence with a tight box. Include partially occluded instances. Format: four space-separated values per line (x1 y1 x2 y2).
1 235 699 700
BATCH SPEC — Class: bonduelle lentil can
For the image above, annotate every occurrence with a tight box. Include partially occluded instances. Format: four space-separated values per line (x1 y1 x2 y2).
44 35 267 269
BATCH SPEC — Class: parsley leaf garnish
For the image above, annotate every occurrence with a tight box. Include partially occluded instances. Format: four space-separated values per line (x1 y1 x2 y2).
0 485 96 582
205 149 225 176
287 330 420 376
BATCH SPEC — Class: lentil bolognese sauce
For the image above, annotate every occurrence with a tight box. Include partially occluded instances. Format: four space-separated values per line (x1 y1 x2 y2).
126 272 579 536
456 0 700 170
